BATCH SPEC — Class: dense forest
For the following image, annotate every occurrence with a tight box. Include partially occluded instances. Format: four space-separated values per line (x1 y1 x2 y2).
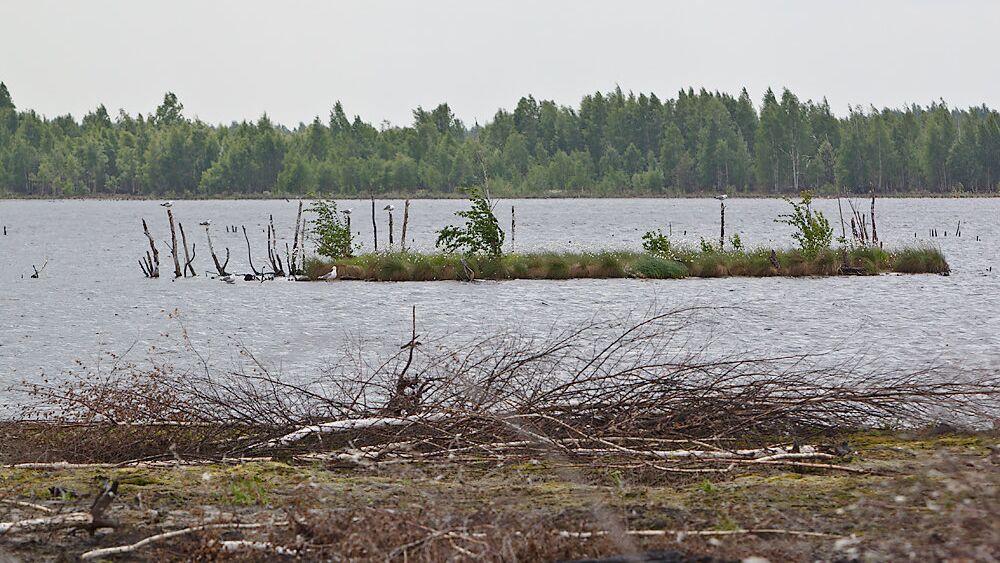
1 81 998 198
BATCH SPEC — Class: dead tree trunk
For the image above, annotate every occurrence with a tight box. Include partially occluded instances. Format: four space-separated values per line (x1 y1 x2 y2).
400 200 410 251
290 201 303 274
205 225 230 276
179 223 196 277
242 225 261 277
141 219 160 278
267 216 285 276
167 209 182 278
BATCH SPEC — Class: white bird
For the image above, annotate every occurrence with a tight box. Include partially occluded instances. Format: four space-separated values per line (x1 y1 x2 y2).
383 204 395 212
342 209 353 216
198 220 211 226
715 194 728 201
220 274 236 284
160 201 173 207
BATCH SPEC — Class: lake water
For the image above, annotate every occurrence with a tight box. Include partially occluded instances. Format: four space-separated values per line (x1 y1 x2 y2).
1 197 998 402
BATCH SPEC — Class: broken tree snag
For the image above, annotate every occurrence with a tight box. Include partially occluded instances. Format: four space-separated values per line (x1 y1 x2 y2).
205 225 230 276
179 222 196 277
167 209 182 278
242 225 261 277
400 199 410 251
142 219 160 278
290 200 303 274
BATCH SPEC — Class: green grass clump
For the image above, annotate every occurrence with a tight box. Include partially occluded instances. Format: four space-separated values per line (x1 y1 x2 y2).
631 256 688 279
891 247 950 274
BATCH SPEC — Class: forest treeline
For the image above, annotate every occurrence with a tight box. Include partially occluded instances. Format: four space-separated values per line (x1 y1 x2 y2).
1 81 998 198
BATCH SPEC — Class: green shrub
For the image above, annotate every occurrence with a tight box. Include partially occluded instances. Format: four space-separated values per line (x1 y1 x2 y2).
435 187 505 256
309 199 356 259
777 191 832 258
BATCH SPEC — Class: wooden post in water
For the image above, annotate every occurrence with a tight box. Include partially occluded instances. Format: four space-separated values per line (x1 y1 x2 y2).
510 205 516 252
719 199 726 250
167 209 182 278
870 191 878 244
400 200 410 251
386 205 395 247
370 193 378 253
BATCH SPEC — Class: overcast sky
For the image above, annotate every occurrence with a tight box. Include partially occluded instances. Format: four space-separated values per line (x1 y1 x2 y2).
2 0 998 127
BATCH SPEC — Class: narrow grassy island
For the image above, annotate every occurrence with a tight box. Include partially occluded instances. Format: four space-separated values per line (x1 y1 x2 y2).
306 246 948 281
302 191 948 282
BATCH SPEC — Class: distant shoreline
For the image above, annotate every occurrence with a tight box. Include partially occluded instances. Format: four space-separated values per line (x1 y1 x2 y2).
1 190 997 202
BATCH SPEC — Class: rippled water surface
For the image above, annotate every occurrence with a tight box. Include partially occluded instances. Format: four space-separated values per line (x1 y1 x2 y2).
1 198 998 399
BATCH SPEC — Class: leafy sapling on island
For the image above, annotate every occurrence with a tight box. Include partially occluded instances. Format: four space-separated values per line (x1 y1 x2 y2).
435 187 505 256
777 191 833 258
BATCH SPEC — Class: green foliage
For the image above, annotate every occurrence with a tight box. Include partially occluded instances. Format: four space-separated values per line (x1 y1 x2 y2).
699 238 717 253
777 191 833 258
729 232 744 251
435 187 505 256
309 199 355 259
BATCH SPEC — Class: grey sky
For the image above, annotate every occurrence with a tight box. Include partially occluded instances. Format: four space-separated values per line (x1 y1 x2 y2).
2 0 998 127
